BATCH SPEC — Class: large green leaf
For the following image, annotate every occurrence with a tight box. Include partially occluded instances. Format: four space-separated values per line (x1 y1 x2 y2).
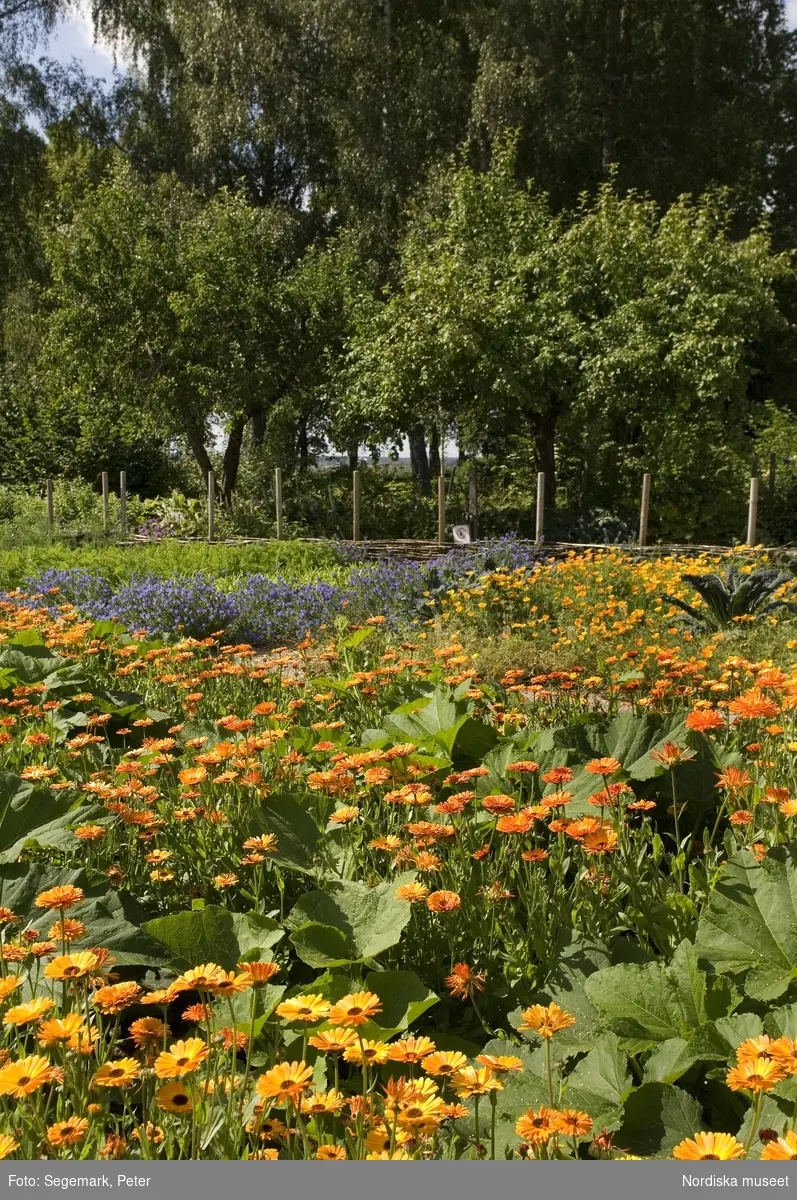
695 846 797 1000
0 773 81 861
286 872 415 967
248 794 323 873
231 912 284 961
363 971 439 1030
563 1033 632 1132
686 1014 764 1064
143 906 246 970
619 1082 704 1157
585 941 734 1047
643 1039 696 1085
0 863 87 918
74 892 171 967
0 802 106 865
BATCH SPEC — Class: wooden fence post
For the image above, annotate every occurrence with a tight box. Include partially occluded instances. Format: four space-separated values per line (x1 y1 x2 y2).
769 453 777 506
352 470 361 542
468 462 479 540
535 472 545 543
437 474 446 544
119 471 127 540
747 475 759 547
274 468 284 539
207 471 215 542
639 473 652 548
101 472 109 534
46 480 54 537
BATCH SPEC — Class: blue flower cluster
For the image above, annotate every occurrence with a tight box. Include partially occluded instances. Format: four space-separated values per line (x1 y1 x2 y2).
11 538 546 646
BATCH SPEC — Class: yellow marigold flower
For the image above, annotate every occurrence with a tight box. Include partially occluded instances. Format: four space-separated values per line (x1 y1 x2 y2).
387 1036 437 1063
396 1094 447 1130
423 1051 469 1077
343 1040 391 1067
394 882 429 903
207 970 252 997
0 1054 53 1097
0 1133 19 1158
275 995 331 1023
316 1146 347 1159
4 997 55 1026
0 977 22 1002
171 963 226 992
47 1117 89 1148
451 1066 503 1098
154 1038 209 1079
92 1059 140 1088
726 1056 785 1093
518 1001 576 1039
156 1081 193 1114
328 991 382 1027
308 1030 358 1054
673 1132 746 1160
38 1014 86 1046
256 1060 314 1104
44 951 98 981
301 1090 347 1115
761 1130 797 1160
366 1151 412 1160
329 806 360 824
34 885 84 910
476 1054 524 1074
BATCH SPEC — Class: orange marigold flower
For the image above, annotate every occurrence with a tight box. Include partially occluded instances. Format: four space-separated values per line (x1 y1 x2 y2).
34 885 84 911
726 1056 785 1093
518 1002 576 1039
761 1130 797 1160
445 962 485 999
93 982 142 1014
426 890 461 913
515 1106 558 1145
584 757 622 776
716 767 754 792
238 960 280 985
47 1117 89 1148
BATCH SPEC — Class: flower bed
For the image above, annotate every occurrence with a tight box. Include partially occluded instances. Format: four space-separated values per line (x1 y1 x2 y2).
0 554 795 1160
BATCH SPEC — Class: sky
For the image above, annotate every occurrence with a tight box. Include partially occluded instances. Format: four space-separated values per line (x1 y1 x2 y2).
39 1 124 79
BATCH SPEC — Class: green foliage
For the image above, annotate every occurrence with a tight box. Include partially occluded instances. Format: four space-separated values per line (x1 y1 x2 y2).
663 566 797 631
286 873 417 968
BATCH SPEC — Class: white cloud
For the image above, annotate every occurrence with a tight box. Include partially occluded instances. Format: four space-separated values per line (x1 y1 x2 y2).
786 0 797 27
42 0 130 78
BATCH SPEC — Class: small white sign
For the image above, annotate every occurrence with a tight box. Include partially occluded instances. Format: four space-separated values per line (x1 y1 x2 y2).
452 525 472 544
